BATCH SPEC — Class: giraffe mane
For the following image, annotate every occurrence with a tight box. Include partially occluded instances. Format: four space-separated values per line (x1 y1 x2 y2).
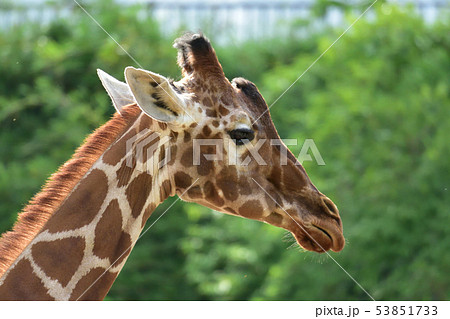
0 103 142 278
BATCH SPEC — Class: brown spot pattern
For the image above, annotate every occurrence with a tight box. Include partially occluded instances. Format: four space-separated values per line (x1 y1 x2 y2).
70 268 118 300
44 169 108 233
196 145 214 176
282 161 308 192
126 172 153 219
181 147 194 167
238 176 252 195
0 105 143 285
202 125 212 136
218 105 230 116
220 93 232 105
183 132 191 143
239 200 263 219
268 165 282 190
202 97 212 107
32 237 85 287
160 179 172 200
158 122 168 130
93 200 123 262
0 259 53 300
170 131 179 141
167 145 177 166
187 185 203 199
111 232 132 267
102 129 137 166
141 203 156 228
264 189 282 211
174 172 193 189
158 146 166 164
265 212 283 226
206 109 217 117
203 181 224 207
216 167 239 201
116 160 134 187
141 135 160 164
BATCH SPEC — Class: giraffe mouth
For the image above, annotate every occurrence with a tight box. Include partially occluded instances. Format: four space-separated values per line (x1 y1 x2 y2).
292 221 345 253
313 225 333 242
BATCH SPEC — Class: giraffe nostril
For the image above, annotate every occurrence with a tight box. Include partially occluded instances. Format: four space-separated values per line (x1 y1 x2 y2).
322 197 339 218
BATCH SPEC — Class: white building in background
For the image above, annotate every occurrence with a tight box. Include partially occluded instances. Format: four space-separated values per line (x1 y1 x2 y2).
0 1 447 43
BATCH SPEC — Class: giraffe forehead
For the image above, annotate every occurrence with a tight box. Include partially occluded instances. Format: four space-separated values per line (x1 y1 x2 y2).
190 97 271 144
171 74 271 138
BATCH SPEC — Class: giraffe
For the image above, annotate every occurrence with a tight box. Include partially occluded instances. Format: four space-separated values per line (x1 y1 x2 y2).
0 33 344 300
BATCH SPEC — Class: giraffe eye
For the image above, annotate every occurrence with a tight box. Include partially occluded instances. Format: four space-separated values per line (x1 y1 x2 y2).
228 128 255 145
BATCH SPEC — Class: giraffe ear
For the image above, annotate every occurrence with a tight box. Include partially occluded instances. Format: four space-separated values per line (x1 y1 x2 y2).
97 69 135 114
124 66 186 123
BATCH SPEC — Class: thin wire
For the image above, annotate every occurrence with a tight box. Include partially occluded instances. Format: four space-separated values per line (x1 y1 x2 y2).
72 0 198 124
252 0 379 125
75 178 199 300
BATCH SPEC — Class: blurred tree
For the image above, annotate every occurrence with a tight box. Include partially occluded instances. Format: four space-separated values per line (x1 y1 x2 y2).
258 5 449 300
0 1 448 300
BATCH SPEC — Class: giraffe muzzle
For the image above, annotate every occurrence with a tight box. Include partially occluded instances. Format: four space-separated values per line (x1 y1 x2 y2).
291 217 345 253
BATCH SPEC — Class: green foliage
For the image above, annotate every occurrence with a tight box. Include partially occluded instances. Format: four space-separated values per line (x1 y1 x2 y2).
0 2 448 300
258 5 450 300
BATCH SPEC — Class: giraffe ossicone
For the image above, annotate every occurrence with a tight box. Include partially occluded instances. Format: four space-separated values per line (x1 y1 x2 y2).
0 33 344 300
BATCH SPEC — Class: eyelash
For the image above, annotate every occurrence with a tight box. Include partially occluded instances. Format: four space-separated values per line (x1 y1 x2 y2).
228 128 255 145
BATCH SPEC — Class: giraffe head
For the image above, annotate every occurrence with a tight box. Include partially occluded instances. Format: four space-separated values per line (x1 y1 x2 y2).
100 33 344 253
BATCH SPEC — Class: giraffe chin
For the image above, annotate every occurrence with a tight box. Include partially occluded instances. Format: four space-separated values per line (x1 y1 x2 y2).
292 222 345 253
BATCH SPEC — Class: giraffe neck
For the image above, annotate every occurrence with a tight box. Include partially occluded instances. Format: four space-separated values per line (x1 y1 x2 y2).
0 105 175 300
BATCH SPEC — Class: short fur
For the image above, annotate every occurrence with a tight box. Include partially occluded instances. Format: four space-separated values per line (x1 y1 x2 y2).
0 104 141 277
174 32 225 80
